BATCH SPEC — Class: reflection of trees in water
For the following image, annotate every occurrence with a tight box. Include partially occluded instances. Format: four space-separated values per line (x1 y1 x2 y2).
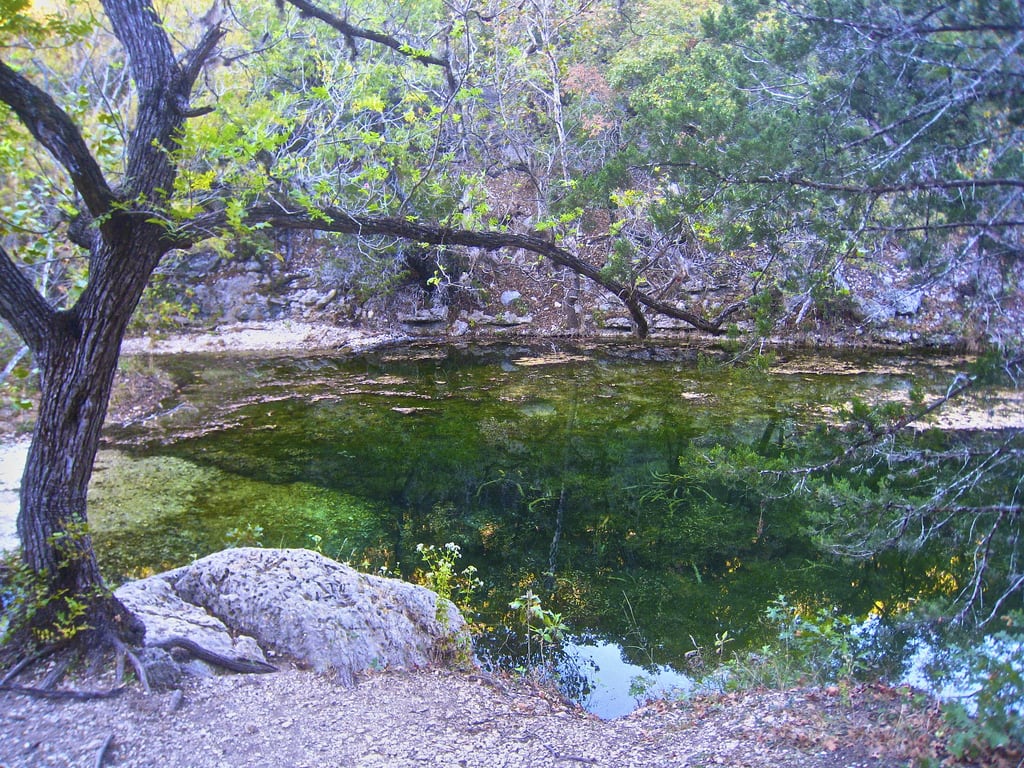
98 348 1016 662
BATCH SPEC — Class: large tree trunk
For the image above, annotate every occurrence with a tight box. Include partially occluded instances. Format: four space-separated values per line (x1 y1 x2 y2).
0 0 220 647
15 235 162 643
19 323 120 576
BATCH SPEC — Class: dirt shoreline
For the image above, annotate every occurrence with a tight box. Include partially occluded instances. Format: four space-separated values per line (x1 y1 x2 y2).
119 321 402 357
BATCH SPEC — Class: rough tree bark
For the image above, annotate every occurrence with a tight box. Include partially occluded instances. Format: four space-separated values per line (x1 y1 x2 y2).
0 0 223 645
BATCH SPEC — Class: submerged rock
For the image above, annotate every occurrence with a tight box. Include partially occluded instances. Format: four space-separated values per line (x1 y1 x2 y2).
116 548 469 686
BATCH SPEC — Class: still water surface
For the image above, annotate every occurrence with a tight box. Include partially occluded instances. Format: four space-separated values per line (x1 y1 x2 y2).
90 342 991 715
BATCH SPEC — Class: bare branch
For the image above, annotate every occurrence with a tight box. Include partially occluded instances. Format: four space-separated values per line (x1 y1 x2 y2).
279 0 457 90
779 2 1024 37
0 244 57 353
862 219 1024 233
780 176 1024 195
179 23 226 91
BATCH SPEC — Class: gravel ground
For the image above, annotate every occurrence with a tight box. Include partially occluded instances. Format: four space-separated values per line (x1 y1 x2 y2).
0 665 945 768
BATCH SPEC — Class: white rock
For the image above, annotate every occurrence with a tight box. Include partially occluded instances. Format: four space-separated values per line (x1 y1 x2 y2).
116 573 270 674
164 548 469 684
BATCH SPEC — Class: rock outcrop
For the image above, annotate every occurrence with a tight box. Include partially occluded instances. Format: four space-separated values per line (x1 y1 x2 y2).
115 547 470 687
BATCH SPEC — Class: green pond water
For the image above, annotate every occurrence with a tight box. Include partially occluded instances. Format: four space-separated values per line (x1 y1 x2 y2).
88 341 1005 715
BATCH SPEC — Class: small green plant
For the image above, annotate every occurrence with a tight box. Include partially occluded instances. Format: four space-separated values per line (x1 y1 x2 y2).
766 596 868 682
681 631 734 678
415 542 482 615
628 673 655 699
723 596 871 690
1 550 49 645
509 589 567 670
415 542 480 669
223 521 264 548
1 529 99 651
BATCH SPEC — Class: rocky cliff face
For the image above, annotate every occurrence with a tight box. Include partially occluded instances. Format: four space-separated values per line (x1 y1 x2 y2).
134 221 1022 350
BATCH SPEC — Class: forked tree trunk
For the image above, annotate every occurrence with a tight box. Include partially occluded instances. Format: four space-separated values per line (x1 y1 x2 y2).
15 235 164 643
0 0 217 646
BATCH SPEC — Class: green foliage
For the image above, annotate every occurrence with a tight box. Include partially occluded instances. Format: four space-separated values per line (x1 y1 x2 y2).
130 269 198 333
722 596 874 690
0 551 50 646
937 611 1024 760
415 541 482 616
0 527 100 651
0 0 94 43
223 521 265 548
509 589 567 670
0 346 34 415
414 542 479 667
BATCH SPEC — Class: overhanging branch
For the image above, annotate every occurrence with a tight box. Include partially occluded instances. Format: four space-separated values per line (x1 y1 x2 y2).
279 0 457 90
184 204 734 336
779 176 1024 195
646 161 1024 196
778 1 1024 37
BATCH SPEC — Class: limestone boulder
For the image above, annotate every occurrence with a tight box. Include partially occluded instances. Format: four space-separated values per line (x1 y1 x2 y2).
123 547 469 686
116 548 470 685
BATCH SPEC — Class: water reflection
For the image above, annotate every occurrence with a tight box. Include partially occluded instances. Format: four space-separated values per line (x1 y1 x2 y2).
561 638 693 719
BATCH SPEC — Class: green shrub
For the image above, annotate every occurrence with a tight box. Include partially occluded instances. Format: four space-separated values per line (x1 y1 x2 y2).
938 611 1024 760
723 595 873 690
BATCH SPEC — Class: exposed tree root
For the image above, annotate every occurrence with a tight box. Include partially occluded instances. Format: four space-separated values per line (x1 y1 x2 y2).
0 681 128 700
37 652 74 690
152 637 278 674
0 643 58 687
111 635 151 693
0 624 149 701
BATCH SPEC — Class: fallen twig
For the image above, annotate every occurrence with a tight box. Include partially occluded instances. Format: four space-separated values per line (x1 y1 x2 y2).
94 733 114 768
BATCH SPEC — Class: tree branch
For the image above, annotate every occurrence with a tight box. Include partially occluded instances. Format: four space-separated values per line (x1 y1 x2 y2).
184 204 733 335
100 0 176 94
0 61 116 220
100 0 184 193
647 161 1024 196
279 0 457 90
862 219 1024 233
778 2 1024 37
0 244 56 353
779 176 1024 195
179 23 226 92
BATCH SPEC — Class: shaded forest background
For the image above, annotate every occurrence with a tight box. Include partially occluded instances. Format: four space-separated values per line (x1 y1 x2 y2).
2 0 1021 354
